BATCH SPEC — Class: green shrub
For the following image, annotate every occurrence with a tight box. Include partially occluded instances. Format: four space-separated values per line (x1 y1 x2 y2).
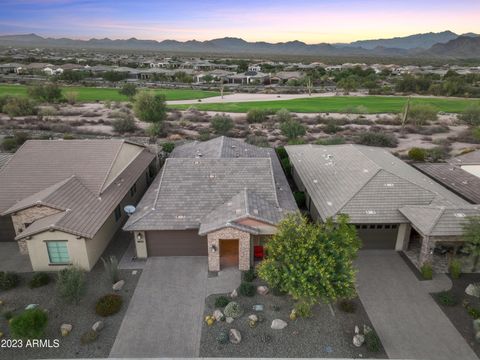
245 135 269 147
280 119 306 140
111 113 137 134
356 132 398 147
365 329 381 352
216 330 229 344
3 96 37 117
0 271 20 290
281 157 291 175
10 308 48 339
294 301 313 318
80 329 98 345
436 291 458 306
272 287 287 296
247 109 269 124
420 263 433 280
459 104 480 126
224 301 243 318
239 282 255 297
276 108 292 123
162 142 175 153
57 267 86 304
29 272 51 289
408 104 438 126
243 269 256 282
96 293 123 317
214 296 230 308
323 121 341 134
147 122 167 137
27 83 63 103
101 256 119 284
315 136 345 145
1 138 17 152
408 147 427 162
293 191 306 208
468 306 480 319
338 299 356 313
210 114 234 135
449 259 462 279
275 146 288 160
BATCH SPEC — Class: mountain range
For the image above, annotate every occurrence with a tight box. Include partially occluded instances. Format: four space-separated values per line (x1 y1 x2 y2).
0 31 479 59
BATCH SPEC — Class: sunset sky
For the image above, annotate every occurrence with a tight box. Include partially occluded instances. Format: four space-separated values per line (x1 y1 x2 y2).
0 0 479 43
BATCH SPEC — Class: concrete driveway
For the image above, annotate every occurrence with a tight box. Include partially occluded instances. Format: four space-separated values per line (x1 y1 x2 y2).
109 257 208 358
0 243 32 272
356 250 477 360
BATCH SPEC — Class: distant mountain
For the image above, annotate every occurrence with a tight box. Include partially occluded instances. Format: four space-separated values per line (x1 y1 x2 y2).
346 31 458 50
427 36 480 58
0 32 479 58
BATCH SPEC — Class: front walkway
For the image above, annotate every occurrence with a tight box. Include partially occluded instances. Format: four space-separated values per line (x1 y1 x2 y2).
356 250 477 360
0 242 32 272
109 257 208 358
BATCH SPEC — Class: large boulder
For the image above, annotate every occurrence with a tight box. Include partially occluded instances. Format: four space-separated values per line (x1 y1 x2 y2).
466 284 480 298
92 320 104 332
271 319 288 330
225 317 234 324
353 334 365 347
229 329 242 344
230 289 238 298
112 280 125 291
213 309 224 321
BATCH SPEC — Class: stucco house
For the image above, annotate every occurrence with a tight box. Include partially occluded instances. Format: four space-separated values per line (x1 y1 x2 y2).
123 137 298 272
0 140 156 271
285 144 480 268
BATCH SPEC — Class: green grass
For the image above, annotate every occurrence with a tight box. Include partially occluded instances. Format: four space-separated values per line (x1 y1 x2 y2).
0 84 220 102
171 96 480 114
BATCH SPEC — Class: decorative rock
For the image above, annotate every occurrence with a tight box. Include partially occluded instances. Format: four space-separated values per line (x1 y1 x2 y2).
466 284 480 298
230 289 238 298
92 320 104 332
229 328 242 344
132 270 138 275
248 314 258 322
353 334 365 347
257 286 269 295
354 325 360 334
60 324 72 337
271 319 288 330
252 304 264 311
112 280 125 291
205 315 215 326
363 324 372 335
226 317 234 324
289 309 297 320
213 309 224 321
25 304 38 310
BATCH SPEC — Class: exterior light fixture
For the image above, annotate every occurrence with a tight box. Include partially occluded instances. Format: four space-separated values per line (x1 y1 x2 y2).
137 233 143 240
211 245 217 253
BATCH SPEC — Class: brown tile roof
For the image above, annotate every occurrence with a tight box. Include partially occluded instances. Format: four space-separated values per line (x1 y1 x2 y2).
0 139 155 239
449 150 480 166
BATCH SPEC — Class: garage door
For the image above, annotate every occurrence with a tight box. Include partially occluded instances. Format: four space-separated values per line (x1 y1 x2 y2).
146 230 208 256
0 216 16 242
357 226 398 249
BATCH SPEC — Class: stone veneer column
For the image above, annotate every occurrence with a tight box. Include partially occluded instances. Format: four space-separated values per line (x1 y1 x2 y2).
17 239 28 255
419 235 434 266
207 227 251 271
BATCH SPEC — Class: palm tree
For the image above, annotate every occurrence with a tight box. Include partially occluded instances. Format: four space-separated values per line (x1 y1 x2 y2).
463 217 480 271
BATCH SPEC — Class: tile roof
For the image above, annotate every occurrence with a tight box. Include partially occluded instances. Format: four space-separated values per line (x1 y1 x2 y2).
414 163 480 204
125 137 297 232
0 153 12 169
0 140 154 240
285 144 468 223
449 150 480 166
399 205 480 237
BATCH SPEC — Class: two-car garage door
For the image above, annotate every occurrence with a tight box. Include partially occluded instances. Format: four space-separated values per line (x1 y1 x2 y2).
356 225 398 249
146 230 208 256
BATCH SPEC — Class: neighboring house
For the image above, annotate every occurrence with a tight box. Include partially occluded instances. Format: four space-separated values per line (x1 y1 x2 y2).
124 137 297 272
227 71 269 85
270 71 303 84
285 144 479 267
0 63 23 74
449 150 480 178
414 163 480 204
0 140 156 271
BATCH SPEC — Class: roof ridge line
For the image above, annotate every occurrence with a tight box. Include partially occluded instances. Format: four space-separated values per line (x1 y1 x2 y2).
336 168 380 216
425 206 447 235
267 157 280 206
98 140 124 196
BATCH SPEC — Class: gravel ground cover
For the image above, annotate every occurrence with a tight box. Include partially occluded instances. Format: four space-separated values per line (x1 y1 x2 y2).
200 278 387 358
0 232 140 359
432 273 480 359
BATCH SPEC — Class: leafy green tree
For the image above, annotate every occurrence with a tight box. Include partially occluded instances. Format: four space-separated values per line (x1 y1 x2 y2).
102 71 128 82
210 114 234 135
257 213 360 312
460 104 480 126
280 119 306 140
59 70 87 83
337 76 359 93
3 97 37 117
133 91 167 132
119 83 137 100
463 217 480 271
27 83 63 103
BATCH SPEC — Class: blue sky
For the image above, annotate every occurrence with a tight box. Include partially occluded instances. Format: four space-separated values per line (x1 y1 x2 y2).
0 0 478 43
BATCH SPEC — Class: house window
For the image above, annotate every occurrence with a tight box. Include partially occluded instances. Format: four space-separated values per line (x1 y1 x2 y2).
392 224 398 229
369 224 375 229
385 225 391 229
46 241 70 264
130 183 137 197
114 205 122 222
376 224 383 229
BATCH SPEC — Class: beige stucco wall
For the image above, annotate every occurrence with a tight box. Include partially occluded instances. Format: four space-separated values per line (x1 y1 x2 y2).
134 231 147 258
26 230 89 271
395 223 411 251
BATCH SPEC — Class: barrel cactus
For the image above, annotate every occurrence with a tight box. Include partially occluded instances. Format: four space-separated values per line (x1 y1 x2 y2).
224 301 243 319
216 330 229 344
